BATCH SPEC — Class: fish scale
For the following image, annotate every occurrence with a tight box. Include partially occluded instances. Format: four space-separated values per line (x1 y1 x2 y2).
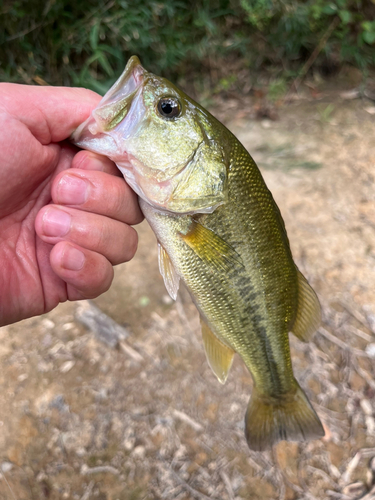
73 55 324 451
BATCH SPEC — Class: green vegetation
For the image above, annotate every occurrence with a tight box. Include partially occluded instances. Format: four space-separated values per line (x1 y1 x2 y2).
1 0 374 92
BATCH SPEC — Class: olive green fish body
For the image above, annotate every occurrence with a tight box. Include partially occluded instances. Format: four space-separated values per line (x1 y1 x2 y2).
72 56 324 450
142 137 297 396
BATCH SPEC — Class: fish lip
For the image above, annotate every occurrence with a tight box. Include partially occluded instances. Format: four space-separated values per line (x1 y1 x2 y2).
71 56 147 149
111 55 145 93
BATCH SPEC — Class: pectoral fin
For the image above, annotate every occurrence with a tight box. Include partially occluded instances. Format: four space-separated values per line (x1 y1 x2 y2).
200 318 235 384
180 220 243 273
158 243 180 300
291 270 321 342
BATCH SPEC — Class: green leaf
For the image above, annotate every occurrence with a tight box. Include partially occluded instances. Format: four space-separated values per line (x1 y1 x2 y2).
97 51 114 77
322 3 337 15
339 10 351 25
363 31 375 45
89 22 99 51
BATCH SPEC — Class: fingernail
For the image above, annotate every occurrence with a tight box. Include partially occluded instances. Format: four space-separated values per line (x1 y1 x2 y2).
62 245 85 271
57 174 88 205
43 208 71 237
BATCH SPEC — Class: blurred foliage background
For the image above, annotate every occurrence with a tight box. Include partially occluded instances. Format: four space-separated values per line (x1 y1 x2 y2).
1 0 375 94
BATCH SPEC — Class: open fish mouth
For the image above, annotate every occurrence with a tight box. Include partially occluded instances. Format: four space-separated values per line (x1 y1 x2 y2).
71 56 146 157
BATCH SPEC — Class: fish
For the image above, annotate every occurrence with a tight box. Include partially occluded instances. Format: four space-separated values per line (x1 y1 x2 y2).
72 56 325 451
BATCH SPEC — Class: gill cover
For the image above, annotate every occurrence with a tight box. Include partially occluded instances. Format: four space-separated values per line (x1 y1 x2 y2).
72 56 229 215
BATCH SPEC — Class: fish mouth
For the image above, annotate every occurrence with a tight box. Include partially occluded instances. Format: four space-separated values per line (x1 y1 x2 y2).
71 56 146 149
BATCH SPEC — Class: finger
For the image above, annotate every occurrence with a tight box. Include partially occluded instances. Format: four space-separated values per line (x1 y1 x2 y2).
35 205 138 265
1 83 101 143
72 150 122 177
51 168 143 225
50 241 113 299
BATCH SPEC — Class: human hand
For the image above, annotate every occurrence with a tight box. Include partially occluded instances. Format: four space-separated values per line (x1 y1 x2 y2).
0 84 143 326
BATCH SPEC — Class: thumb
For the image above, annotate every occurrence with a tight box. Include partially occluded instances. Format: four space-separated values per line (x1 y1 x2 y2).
0 83 102 144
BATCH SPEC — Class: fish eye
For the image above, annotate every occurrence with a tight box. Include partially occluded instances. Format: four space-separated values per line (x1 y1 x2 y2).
157 97 181 120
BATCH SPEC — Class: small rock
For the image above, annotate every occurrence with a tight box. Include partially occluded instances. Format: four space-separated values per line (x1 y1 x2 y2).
162 294 173 305
62 322 75 331
41 318 55 330
17 373 28 382
1 462 13 473
60 360 75 373
37 361 53 372
49 395 69 413
261 119 272 129
36 471 47 482
132 446 146 459
365 343 375 358
340 89 360 100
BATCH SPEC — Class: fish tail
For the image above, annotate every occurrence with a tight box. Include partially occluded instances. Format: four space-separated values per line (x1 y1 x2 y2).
244 381 324 451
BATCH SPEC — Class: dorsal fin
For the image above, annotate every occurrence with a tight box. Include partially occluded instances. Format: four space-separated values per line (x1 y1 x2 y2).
158 243 180 300
200 317 235 384
291 270 321 342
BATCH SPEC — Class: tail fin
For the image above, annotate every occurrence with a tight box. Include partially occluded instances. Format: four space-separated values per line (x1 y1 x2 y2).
245 382 324 451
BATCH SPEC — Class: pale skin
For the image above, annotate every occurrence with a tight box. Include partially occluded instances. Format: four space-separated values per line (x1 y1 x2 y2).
0 84 143 327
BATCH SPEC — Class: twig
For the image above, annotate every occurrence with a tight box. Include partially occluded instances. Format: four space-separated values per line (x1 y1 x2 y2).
76 300 130 348
5 22 45 42
360 485 375 500
318 327 371 358
339 302 371 331
172 409 204 432
119 340 144 362
219 471 235 500
350 356 375 390
80 481 95 500
326 491 352 500
169 467 214 500
0 469 17 500
285 16 340 100
342 450 375 484
81 465 119 475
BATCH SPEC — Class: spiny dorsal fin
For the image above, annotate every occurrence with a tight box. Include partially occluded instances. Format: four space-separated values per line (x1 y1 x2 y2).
291 270 321 342
158 243 180 300
200 317 235 384
180 220 243 273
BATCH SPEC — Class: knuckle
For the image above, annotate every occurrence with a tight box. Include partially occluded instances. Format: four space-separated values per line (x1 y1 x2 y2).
108 180 127 216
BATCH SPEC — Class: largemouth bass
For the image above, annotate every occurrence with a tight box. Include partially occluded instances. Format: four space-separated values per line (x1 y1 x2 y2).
72 56 324 451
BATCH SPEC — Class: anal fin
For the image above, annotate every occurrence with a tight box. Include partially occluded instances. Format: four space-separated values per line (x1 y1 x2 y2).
291 269 321 342
200 318 235 384
158 243 180 300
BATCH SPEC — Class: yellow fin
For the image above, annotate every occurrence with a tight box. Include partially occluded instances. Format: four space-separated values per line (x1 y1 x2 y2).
291 270 321 342
158 243 180 300
180 220 243 273
245 382 325 451
201 318 235 385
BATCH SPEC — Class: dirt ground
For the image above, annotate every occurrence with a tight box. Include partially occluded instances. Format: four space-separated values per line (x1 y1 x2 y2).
1 77 375 500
